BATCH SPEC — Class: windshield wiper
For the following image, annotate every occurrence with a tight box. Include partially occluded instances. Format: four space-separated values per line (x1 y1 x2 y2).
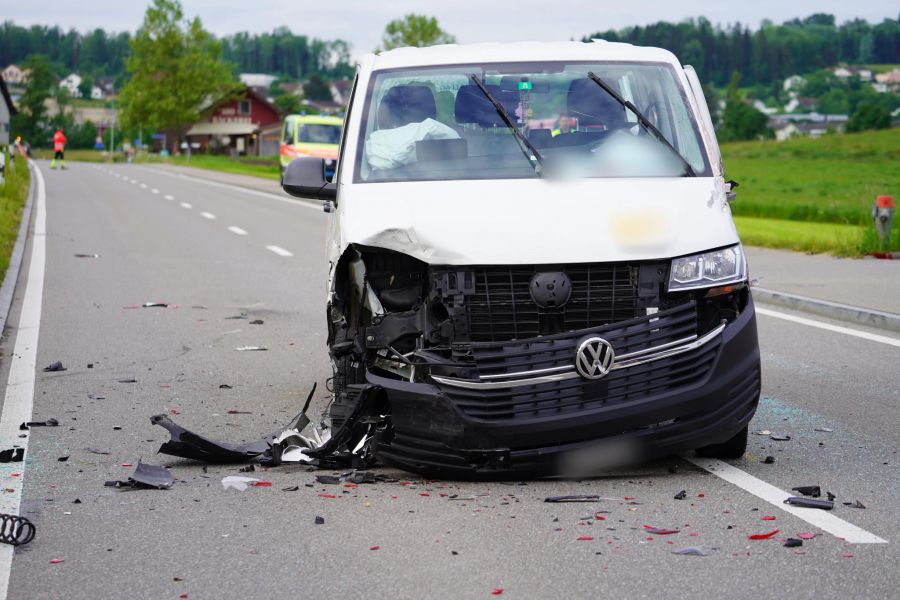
586 71 696 177
470 75 544 176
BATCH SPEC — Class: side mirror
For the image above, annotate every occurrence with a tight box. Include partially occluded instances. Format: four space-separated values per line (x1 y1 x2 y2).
281 156 336 201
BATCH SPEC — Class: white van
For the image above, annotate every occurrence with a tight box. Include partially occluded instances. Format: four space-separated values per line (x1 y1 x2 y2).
282 41 760 477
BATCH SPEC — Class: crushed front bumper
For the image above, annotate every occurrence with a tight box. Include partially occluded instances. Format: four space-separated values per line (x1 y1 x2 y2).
372 297 761 478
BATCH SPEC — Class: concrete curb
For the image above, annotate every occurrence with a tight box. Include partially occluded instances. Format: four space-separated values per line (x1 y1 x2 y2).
0 160 36 337
753 287 900 334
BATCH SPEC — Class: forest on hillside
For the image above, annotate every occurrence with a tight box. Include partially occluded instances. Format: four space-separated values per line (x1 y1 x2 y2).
1 13 897 89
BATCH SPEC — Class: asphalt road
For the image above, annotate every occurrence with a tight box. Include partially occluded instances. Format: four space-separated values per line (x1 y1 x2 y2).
1 161 897 599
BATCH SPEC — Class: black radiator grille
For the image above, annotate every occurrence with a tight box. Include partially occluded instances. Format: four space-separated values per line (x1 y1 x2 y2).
464 263 642 342
433 301 716 422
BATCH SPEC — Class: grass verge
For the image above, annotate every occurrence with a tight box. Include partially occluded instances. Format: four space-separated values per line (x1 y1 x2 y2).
0 154 31 274
734 215 900 256
138 154 279 180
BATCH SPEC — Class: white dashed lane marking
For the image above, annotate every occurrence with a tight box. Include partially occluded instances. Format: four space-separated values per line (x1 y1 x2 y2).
164 194 174 201
200 212 216 220
151 188 160 194
265 245 293 257
228 226 248 236
139 183 148 189
180 202 192 209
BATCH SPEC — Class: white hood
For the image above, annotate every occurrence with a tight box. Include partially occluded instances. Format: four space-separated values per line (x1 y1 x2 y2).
336 177 738 265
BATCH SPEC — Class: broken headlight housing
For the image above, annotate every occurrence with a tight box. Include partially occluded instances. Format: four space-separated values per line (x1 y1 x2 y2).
668 244 746 292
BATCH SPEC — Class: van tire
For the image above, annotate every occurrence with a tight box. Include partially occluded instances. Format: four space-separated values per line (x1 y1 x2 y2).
696 425 748 459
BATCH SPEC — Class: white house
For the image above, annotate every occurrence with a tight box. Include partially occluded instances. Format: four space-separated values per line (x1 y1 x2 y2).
752 99 778 115
0 75 16 146
90 86 104 100
782 74 805 93
1 64 29 85
832 67 852 78
59 73 83 98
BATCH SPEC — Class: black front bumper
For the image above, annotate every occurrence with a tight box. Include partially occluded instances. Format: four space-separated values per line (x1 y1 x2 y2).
372 297 761 478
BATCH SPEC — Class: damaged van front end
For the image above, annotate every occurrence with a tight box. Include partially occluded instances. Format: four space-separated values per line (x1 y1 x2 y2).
283 42 760 478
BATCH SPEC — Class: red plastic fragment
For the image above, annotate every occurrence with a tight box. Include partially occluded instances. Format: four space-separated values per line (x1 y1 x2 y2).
491 589 504 596
644 525 680 535
370 545 380 551
180 595 188 599
761 516 776 521
344 483 358 489
253 481 272 487
168 408 181 415
797 532 817 540
697 493 705 498
576 536 594 541
49 558 64 564
748 529 780 540
121 463 133 467
842 552 854 558
318 493 337 499
419 492 430 497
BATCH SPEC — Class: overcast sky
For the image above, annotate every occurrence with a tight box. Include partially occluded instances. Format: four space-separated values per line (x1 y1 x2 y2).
4 0 897 60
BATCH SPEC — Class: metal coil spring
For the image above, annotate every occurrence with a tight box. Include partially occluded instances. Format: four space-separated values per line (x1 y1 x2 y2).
0 513 36 546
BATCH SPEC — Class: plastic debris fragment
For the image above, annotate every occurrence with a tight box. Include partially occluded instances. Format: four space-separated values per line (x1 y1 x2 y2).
249 319 264 325
797 532 817 540
142 302 168 308
791 485 821 498
761 456 775 464
20 418 59 430
235 346 267 351
49 558 64 564
752 429 770 436
74 253 100 258
544 495 599 503
104 462 175 490
576 536 594 541
43 361 66 372
674 490 686 500
315 516 325 525
843 500 866 509
282 486 300 492
221 476 260 491
0 449 24 463
672 546 707 556
784 497 833 510
814 427 833 432
491 589 504 595
644 526 680 535
769 434 791 441
748 529 780 540
784 538 803 548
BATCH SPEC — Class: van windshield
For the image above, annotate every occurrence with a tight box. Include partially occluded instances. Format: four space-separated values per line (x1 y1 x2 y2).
354 61 711 182
298 123 342 144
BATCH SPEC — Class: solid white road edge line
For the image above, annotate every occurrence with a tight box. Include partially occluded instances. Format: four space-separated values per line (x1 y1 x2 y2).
685 456 887 544
228 226 248 236
0 164 48 599
200 212 216 220
265 245 293 257
756 306 900 349
180 202 193 209
134 166 320 211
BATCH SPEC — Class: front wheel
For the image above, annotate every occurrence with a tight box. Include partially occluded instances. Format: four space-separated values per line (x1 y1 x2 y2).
695 425 748 459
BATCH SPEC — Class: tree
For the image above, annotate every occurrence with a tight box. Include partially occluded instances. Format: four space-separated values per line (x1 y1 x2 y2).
845 103 890 132
273 93 299 114
78 75 94 99
10 54 54 145
302 74 332 102
118 0 240 148
816 88 849 114
380 14 456 51
718 73 772 141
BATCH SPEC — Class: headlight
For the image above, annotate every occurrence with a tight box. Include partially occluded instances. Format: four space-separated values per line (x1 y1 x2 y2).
668 244 746 292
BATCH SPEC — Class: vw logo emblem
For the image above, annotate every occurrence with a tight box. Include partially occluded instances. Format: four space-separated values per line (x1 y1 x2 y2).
575 337 615 380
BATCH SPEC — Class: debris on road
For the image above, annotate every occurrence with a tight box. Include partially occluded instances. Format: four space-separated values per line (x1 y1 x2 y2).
281 486 300 492
748 530 780 540
42 361 66 372
792 486 821 498
221 476 260 491
769 434 791 441
105 462 175 490
219 384 233 389
672 546 707 556
783 497 834 510
20 418 59 430
761 456 775 464
0 449 24 463
49 558 64 564
797 532 817 540
544 495 600 503
644 526 680 535
85 448 110 455
249 319 264 325
814 427 833 432
118 379 137 384
784 538 803 548
57 456 69 462
315 516 325 524
73 253 100 258
752 429 770 436
0 513 37 546
151 413 271 463
673 490 687 500
843 500 866 509
142 302 169 308
235 346 267 351
227 410 251 415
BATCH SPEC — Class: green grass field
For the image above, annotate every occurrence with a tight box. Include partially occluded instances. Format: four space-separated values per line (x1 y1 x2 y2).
0 154 31 274
722 128 900 226
139 154 280 180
